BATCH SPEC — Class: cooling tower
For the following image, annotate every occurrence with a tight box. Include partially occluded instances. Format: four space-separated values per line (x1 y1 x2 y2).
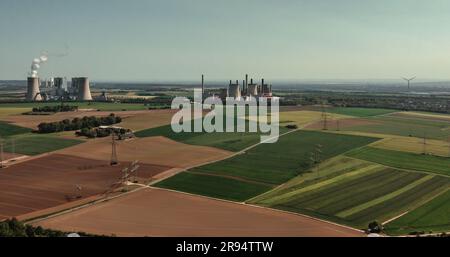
247 78 258 97
54 77 64 97
73 77 93 101
26 77 42 101
228 80 241 98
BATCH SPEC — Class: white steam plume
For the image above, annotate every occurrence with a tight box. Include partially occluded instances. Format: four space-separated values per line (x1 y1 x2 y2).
30 52 48 78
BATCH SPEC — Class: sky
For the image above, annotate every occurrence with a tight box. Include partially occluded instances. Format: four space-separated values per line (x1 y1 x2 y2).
1 0 450 82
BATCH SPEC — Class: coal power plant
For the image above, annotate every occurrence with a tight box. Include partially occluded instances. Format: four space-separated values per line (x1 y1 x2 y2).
25 76 93 102
202 74 274 101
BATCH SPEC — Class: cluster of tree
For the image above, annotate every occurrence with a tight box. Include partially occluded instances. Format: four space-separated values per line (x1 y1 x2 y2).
76 127 133 138
37 113 122 133
367 221 383 234
32 105 78 113
0 218 96 237
116 95 174 109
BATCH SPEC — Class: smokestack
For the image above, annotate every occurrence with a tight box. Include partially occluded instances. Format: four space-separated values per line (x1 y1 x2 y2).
74 77 93 101
27 77 42 101
201 74 204 102
250 78 253 84
245 74 248 94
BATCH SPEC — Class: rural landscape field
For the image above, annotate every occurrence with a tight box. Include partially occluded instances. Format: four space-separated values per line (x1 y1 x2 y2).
1 1 450 244
0 98 449 237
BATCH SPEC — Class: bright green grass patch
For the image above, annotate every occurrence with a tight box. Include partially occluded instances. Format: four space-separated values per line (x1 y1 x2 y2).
0 102 148 111
1 134 83 155
385 189 450 235
191 130 378 185
327 107 398 117
0 121 31 137
346 147 450 176
155 172 273 202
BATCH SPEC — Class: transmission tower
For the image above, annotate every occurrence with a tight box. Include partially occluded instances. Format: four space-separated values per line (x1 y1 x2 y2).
448 136 450 158
321 104 328 130
110 131 118 166
11 138 15 157
309 144 323 177
422 132 427 155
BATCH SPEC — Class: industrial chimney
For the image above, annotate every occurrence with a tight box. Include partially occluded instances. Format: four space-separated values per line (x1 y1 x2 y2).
26 77 42 101
73 77 92 101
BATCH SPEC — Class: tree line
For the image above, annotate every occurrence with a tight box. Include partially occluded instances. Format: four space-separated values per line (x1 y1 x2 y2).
37 113 122 133
0 218 98 237
32 105 78 113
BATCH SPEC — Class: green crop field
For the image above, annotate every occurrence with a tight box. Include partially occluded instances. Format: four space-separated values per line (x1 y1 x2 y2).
155 172 273 202
385 189 450 235
0 121 31 137
1 134 83 155
0 102 148 111
251 156 450 229
136 119 290 152
341 115 450 140
327 107 398 117
155 131 378 201
346 147 450 176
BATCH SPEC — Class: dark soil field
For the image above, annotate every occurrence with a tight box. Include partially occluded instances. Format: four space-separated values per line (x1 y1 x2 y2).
0 154 171 219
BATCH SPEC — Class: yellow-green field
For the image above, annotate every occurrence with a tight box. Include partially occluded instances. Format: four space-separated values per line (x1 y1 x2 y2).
280 110 351 126
0 108 30 119
371 136 450 157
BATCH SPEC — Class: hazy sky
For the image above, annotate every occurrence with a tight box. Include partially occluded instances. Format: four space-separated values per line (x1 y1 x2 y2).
1 0 450 81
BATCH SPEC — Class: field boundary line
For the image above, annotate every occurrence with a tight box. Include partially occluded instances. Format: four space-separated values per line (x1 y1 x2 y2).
185 170 277 187
149 186 365 235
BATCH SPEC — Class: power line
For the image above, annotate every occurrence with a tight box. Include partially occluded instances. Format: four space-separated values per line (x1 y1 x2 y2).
110 131 118 166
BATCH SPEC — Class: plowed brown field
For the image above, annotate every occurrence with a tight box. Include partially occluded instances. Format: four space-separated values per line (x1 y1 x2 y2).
35 188 364 237
0 154 171 219
56 136 232 169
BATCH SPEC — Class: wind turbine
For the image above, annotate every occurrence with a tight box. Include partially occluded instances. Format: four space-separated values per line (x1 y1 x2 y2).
402 77 416 90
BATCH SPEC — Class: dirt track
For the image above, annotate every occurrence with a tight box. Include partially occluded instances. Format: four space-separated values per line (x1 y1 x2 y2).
0 154 170 219
34 188 364 237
